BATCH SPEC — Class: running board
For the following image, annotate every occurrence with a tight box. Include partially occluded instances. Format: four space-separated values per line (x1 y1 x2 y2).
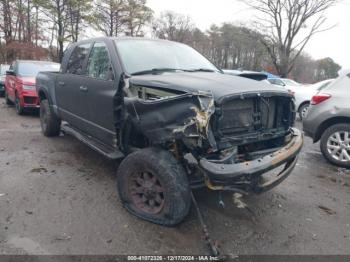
61 123 124 160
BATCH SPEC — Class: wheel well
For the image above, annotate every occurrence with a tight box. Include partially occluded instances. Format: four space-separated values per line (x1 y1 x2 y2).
38 90 47 101
298 101 310 112
120 123 150 152
314 117 350 142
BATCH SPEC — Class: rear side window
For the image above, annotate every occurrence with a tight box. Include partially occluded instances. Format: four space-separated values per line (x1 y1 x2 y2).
268 78 284 86
66 43 91 74
86 42 113 81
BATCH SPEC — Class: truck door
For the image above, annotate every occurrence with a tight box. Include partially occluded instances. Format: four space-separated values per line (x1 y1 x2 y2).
55 42 92 130
79 41 117 146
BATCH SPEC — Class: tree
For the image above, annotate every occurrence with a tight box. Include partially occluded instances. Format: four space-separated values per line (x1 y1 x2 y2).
122 0 153 36
38 0 90 61
67 0 92 42
91 0 152 37
0 0 49 62
91 0 126 37
152 11 194 43
240 0 340 77
315 57 341 81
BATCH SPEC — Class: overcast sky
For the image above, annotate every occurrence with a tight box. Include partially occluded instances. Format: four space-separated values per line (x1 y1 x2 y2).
148 0 350 70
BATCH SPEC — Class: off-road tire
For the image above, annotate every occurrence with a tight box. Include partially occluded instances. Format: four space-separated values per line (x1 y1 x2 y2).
298 103 310 120
117 147 191 226
5 89 13 105
320 123 350 168
40 99 61 137
15 93 24 115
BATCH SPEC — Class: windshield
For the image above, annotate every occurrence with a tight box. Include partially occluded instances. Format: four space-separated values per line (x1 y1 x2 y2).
115 39 219 75
282 79 300 86
18 62 60 77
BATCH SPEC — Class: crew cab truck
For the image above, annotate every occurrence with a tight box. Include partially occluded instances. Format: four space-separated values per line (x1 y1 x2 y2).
36 37 303 226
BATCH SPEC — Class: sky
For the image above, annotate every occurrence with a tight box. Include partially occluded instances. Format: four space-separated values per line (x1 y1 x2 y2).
147 0 350 70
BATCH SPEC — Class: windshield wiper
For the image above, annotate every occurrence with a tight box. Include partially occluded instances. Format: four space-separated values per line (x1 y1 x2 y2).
185 68 216 73
131 68 184 76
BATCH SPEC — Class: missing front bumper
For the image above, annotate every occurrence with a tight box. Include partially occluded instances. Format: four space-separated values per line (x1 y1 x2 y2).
199 128 303 193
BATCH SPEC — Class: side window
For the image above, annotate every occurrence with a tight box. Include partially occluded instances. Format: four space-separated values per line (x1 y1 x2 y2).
66 43 91 75
268 79 276 85
269 79 284 86
86 42 113 81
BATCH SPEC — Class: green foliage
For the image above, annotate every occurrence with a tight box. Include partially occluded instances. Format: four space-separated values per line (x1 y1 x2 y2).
315 57 341 81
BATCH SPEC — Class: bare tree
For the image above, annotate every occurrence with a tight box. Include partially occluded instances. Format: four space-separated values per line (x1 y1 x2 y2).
152 11 194 43
240 0 340 77
91 0 126 37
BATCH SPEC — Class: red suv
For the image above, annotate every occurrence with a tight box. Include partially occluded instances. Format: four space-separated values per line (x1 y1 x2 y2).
4 60 60 114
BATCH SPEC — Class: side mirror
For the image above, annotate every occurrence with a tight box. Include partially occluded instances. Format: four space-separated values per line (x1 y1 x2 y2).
6 70 15 76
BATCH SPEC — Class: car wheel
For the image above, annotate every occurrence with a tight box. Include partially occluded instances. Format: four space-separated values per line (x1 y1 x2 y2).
15 93 24 115
5 89 13 105
298 103 310 120
320 123 350 168
40 99 61 137
117 147 191 226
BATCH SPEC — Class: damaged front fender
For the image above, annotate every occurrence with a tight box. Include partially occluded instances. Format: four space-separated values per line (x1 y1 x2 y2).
124 90 216 150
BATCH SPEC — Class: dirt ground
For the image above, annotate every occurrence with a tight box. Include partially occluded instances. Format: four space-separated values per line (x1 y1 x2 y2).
0 98 350 256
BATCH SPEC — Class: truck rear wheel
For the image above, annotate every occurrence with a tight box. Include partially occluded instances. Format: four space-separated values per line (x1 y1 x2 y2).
117 147 191 226
40 99 61 137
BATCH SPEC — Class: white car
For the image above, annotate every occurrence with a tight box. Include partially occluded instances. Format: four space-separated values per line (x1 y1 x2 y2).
291 79 334 119
268 78 334 119
267 78 302 90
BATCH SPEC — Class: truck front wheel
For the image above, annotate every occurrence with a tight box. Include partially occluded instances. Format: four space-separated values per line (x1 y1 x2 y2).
40 99 61 137
117 148 191 226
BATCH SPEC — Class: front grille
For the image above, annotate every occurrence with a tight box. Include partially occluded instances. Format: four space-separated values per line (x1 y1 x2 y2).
23 96 38 105
213 95 294 146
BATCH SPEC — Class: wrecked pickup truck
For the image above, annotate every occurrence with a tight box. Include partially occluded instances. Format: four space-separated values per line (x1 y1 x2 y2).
36 37 303 226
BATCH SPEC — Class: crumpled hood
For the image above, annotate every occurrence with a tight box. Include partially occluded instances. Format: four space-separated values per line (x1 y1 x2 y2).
129 72 289 102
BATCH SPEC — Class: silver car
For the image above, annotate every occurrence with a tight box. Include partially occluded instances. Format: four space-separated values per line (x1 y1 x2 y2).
303 71 350 168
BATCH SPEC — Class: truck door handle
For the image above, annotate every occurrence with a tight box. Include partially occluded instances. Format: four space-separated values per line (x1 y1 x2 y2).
79 86 88 92
58 81 65 86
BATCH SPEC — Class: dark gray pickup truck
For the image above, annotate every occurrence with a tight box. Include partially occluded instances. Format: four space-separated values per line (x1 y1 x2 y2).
36 37 303 225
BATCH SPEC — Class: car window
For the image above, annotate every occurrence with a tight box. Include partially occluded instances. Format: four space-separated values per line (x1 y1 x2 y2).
66 43 91 75
282 79 300 86
268 78 284 86
86 42 113 81
317 81 332 91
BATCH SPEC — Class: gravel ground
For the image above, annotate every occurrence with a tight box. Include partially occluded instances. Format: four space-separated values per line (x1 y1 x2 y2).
0 98 350 256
